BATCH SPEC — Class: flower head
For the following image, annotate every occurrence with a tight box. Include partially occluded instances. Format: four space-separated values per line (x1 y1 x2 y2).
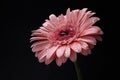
30 8 103 66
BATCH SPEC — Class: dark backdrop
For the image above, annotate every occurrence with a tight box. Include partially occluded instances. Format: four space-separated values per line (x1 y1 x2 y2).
1 0 115 80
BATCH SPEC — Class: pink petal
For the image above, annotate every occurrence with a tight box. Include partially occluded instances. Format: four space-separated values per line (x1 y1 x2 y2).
66 8 71 20
58 14 65 24
49 14 58 27
70 12 75 24
80 11 95 26
79 17 100 32
46 45 60 59
61 56 67 63
81 26 103 36
69 51 77 62
43 25 55 32
70 42 82 53
56 58 62 67
56 45 66 58
77 8 87 24
38 56 46 62
40 26 50 32
87 49 91 54
95 36 103 41
45 54 55 65
31 42 49 52
31 40 48 48
31 33 43 37
32 29 41 33
81 49 91 56
32 43 48 52
30 37 47 42
80 41 89 50
80 42 91 55
43 20 56 30
31 32 47 37
88 44 94 49
78 36 96 45
37 50 46 59
49 14 58 22
45 58 54 65
64 45 71 58
39 28 49 34
32 28 49 35
37 44 51 59
70 10 79 25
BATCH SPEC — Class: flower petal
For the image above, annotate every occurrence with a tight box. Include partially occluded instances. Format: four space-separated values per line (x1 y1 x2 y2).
31 33 43 37
64 45 71 58
70 42 82 53
80 11 95 26
73 9 79 18
31 40 48 48
78 36 96 45
95 36 103 41
49 14 58 22
30 37 47 42
58 14 65 25
38 56 46 62
66 8 71 21
80 42 91 55
77 8 88 24
56 45 66 58
61 56 67 63
31 41 49 52
37 44 51 59
40 26 50 32
44 25 55 31
49 14 58 27
81 26 103 36
43 20 56 30
80 41 89 50
32 29 41 33
79 17 100 33
31 32 46 37
88 44 94 49
70 10 79 25
32 28 49 35
39 28 49 35
69 51 77 62
56 58 62 67
46 45 60 59
45 54 55 65
81 49 91 56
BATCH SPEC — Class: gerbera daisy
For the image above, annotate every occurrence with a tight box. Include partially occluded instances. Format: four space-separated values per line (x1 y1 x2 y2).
30 8 103 66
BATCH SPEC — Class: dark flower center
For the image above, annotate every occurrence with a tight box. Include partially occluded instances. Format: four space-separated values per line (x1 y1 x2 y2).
56 27 76 41
59 31 69 36
49 25 77 43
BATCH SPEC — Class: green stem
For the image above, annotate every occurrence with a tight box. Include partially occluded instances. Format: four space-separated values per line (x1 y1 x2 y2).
74 60 82 80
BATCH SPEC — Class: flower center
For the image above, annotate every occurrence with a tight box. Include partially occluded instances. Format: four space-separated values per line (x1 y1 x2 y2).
49 25 77 45
59 31 69 36
56 26 76 41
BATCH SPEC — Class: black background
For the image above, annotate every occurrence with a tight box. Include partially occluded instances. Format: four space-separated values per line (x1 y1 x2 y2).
1 0 115 80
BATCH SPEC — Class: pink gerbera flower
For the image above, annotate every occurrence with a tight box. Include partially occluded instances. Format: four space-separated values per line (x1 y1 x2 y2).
30 8 103 66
